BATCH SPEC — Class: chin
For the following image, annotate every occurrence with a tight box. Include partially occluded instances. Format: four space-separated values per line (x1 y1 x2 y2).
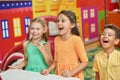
102 44 108 48
58 33 63 36
33 37 40 40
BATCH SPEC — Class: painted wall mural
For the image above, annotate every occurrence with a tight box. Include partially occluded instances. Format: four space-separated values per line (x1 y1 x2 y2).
0 1 33 70
0 0 119 71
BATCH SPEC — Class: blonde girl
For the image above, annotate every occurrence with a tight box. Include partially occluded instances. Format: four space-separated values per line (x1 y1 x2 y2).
9 17 53 73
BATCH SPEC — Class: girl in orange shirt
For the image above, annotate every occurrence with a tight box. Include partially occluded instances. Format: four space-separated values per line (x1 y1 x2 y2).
41 10 88 80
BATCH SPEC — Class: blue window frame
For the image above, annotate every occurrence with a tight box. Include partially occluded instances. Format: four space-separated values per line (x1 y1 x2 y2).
1 20 9 39
24 17 30 34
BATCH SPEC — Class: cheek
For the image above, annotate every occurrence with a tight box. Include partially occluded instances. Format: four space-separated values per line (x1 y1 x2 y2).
114 39 119 45
29 30 33 34
100 36 102 41
100 37 103 44
38 30 44 34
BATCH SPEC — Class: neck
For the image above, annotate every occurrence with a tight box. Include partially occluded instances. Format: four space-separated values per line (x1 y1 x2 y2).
32 38 42 44
104 46 115 54
61 33 73 41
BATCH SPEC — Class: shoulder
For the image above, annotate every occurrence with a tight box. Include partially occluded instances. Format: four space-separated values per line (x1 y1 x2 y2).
94 51 104 58
44 42 51 48
55 36 60 40
23 40 29 47
72 35 82 40
71 35 83 43
45 42 50 46
114 49 120 55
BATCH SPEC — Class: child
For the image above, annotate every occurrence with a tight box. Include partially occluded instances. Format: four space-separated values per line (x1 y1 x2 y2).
41 10 88 80
93 24 120 80
9 17 53 72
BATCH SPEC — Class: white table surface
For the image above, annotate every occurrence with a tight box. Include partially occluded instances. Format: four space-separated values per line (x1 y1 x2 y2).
0 69 79 80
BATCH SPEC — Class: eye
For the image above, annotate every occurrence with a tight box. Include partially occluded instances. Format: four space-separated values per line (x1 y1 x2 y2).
101 33 105 35
30 27 34 30
62 20 65 22
56 19 59 23
108 34 113 37
37 28 40 30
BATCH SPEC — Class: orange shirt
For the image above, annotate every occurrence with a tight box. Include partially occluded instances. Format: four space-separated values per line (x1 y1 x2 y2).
54 35 88 80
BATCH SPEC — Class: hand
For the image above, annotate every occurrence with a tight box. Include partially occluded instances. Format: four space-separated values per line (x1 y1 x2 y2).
37 43 46 52
41 69 49 75
61 70 72 77
8 65 20 69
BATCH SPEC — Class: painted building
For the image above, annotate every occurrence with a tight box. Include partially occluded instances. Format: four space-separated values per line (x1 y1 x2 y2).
0 0 119 70
32 0 61 18
81 6 99 44
0 1 33 69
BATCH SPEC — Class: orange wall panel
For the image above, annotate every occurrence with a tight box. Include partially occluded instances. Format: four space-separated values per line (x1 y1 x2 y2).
107 11 120 46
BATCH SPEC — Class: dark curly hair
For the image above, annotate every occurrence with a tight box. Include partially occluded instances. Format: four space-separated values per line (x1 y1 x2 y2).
104 24 120 39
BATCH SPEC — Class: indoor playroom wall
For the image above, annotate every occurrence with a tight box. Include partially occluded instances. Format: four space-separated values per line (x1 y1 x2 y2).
0 0 119 71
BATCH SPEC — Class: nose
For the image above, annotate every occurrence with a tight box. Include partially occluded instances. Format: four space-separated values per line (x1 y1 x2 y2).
32 29 37 33
103 34 107 38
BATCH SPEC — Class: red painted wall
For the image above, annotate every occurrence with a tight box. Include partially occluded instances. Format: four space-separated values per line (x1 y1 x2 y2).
77 0 105 10
0 7 33 60
107 11 120 46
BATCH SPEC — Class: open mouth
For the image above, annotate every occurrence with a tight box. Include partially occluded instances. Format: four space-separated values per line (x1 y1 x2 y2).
103 40 109 43
58 27 64 31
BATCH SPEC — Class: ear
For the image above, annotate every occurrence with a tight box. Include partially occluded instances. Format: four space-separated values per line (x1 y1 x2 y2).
114 39 120 45
71 23 75 28
43 25 48 33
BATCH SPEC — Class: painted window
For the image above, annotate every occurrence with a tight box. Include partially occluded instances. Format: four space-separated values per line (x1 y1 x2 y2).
83 10 88 19
13 18 21 37
90 23 96 33
48 21 58 36
111 0 118 3
90 9 95 18
53 0 58 1
38 0 43 2
68 0 74 2
24 17 30 34
1 20 9 39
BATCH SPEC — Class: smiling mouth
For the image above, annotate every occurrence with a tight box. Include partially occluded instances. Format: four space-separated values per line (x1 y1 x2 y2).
58 28 63 30
103 41 109 43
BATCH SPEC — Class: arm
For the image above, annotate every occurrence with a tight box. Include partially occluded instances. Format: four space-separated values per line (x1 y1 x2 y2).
44 42 53 66
37 42 53 66
62 36 88 77
62 61 88 77
71 61 88 76
17 41 28 68
41 60 56 75
67 37 88 76
9 41 28 69
95 72 100 80
47 60 56 72
93 54 100 80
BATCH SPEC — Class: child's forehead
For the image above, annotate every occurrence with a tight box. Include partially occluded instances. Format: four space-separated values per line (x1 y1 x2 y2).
103 28 116 34
104 28 115 31
31 22 43 27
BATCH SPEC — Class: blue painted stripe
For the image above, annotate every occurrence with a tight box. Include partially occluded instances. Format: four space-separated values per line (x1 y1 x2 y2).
0 1 32 10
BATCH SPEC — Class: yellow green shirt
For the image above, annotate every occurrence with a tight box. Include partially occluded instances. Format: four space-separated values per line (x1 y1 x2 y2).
93 49 120 80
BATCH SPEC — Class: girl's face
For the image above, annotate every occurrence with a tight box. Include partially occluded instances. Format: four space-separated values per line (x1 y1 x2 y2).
100 28 117 49
30 22 45 40
56 14 74 36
